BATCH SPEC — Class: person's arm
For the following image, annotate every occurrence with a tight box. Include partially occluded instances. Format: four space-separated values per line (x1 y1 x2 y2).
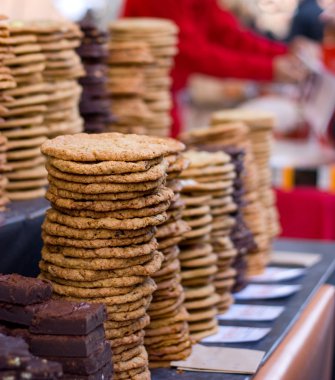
204 0 288 57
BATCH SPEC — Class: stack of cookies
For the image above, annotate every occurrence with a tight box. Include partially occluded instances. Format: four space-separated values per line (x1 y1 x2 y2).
209 110 279 274
9 20 84 137
236 110 280 239
109 18 179 137
0 274 113 379
145 142 192 367
0 16 14 208
106 39 153 134
77 11 113 133
1 22 48 200
178 152 220 342
181 120 268 276
39 132 187 378
224 147 255 292
180 150 237 319
0 134 10 210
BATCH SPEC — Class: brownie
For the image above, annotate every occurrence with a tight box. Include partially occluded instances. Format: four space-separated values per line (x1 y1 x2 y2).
0 302 43 326
61 362 112 380
0 334 30 370
45 342 111 375
30 300 106 336
30 326 105 358
0 275 52 306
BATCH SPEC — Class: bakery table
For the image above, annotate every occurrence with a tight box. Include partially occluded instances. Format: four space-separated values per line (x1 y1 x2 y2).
152 239 335 380
1 203 335 379
0 197 48 277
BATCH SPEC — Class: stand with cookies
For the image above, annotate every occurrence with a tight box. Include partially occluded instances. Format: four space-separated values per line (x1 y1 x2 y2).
0 12 283 380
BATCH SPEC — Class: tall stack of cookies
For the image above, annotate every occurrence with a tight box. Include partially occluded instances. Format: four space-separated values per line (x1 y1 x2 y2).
39 132 187 379
178 151 221 341
77 11 113 133
180 124 256 289
180 150 237 320
1 22 48 200
209 110 279 274
106 40 153 134
109 18 178 137
0 15 14 208
145 143 192 367
0 134 10 210
37 21 84 137
9 20 84 137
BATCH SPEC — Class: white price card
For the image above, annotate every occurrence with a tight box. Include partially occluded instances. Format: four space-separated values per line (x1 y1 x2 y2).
271 251 320 267
201 326 271 344
218 304 284 322
234 284 301 300
249 267 305 283
171 344 265 374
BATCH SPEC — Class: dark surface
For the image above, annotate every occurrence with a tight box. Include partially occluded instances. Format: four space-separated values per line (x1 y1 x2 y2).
0 198 48 277
152 239 335 380
30 300 106 336
0 273 52 305
30 326 105 358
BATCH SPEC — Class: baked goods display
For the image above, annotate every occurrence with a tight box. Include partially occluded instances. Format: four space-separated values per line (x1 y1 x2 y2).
106 37 153 135
109 18 178 137
0 20 84 200
210 110 280 275
180 118 273 276
145 141 192 367
39 132 190 379
77 11 113 133
0 273 113 379
179 150 239 340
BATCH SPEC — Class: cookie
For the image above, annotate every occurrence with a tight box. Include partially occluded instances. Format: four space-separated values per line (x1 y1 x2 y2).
51 200 170 220
42 227 155 247
39 251 163 279
41 271 144 288
44 238 157 258
48 156 163 175
42 248 155 269
45 159 168 183
47 184 153 201
46 208 167 230
41 133 184 162
47 174 166 194
42 220 155 240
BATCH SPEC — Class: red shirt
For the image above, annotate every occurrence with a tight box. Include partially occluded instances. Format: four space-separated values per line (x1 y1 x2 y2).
122 0 288 136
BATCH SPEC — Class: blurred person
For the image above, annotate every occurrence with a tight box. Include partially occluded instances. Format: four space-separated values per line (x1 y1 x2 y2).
287 0 324 42
122 0 308 137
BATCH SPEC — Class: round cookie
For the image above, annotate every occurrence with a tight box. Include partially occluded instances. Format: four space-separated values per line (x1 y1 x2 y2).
41 132 184 161
45 186 173 211
46 208 168 230
45 159 168 183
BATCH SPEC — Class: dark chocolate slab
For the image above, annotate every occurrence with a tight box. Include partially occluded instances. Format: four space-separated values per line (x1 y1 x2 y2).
0 302 43 326
30 326 105 358
0 274 52 305
45 342 111 375
30 300 106 336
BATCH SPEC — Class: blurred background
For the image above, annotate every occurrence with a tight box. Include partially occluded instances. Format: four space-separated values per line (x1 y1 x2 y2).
3 0 335 241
